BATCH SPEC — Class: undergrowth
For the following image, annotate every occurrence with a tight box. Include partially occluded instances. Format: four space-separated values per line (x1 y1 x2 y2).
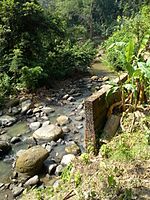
21 127 150 200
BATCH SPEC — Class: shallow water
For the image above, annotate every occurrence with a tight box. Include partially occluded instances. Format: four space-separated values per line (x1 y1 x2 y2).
6 121 29 137
0 62 115 184
92 62 116 78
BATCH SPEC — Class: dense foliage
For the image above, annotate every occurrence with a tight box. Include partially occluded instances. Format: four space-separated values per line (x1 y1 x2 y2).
105 5 150 106
0 0 95 95
0 0 149 98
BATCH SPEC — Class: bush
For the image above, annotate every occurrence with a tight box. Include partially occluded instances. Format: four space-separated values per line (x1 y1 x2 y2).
46 40 95 79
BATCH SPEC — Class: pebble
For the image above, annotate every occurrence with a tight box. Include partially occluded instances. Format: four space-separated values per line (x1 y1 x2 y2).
62 126 70 133
47 163 57 175
53 180 61 188
75 116 83 121
77 104 83 110
42 107 55 114
0 183 4 188
102 76 109 81
61 154 75 166
29 122 41 131
67 96 75 102
55 165 63 176
91 75 98 81
12 186 24 197
10 136 21 144
24 175 39 187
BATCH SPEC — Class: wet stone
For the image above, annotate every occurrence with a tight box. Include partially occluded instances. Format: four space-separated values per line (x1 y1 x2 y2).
55 165 63 176
24 175 39 187
12 186 24 197
75 116 83 121
29 122 41 131
10 136 21 144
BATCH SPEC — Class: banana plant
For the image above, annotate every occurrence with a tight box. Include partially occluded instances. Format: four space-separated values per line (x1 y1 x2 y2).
106 35 150 113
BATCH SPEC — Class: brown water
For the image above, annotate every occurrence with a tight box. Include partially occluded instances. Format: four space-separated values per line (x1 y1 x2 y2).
92 62 116 78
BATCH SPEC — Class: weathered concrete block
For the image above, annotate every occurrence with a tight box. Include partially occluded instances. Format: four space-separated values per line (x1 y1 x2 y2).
85 73 127 153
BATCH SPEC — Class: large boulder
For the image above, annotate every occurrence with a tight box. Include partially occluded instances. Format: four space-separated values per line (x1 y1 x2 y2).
0 140 11 157
0 115 16 126
15 146 49 176
33 124 62 141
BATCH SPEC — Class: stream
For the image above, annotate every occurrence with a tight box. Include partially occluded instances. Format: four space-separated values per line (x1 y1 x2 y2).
0 62 116 199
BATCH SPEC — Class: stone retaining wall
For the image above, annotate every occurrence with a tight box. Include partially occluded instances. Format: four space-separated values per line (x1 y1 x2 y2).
84 73 127 153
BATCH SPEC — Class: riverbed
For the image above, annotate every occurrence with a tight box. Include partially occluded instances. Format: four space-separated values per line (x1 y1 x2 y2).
0 62 115 199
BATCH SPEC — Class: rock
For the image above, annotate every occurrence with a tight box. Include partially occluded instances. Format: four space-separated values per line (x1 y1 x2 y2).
87 84 92 89
12 186 24 197
42 121 50 127
103 114 121 141
27 117 37 123
24 175 39 187
98 77 103 82
95 86 100 90
57 138 64 144
29 122 41 131
33 107 41 114
65 141 80 155
44 160 57 175
10 136 21 144
67 96 75 102
0 115 16 127
53 180 61 188
21 99 32 114
55 165 63 176
11 107 21 115
41 116 49 121
77 104 83 110
26 109 33 115
61 154 75 166
79 110 85 116
75 116 83 121
42 107 55 114
102 76 109 82
0 183 4 188
35 112 40 118
33 124 62 141
62 126 70 133
12 171 18 179
62 94 69 100
91 75 98 81
45 144 52 152
0 141 11 156
56 115 70 126
16 146 49 176
77 124 83 130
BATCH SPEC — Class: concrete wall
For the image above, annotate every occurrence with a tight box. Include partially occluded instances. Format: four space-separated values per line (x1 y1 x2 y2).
84 73 127 153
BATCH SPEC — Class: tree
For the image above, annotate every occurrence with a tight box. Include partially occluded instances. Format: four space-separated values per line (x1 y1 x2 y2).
0 0 64 90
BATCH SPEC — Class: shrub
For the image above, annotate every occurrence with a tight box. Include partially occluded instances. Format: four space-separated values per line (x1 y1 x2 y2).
105 6 150 71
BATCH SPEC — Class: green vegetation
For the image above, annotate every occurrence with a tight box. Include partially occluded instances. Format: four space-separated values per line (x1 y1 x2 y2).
21 125 150 199
0 0 150 99
101 131 150 161
1 1 150 198
0 0 95 98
